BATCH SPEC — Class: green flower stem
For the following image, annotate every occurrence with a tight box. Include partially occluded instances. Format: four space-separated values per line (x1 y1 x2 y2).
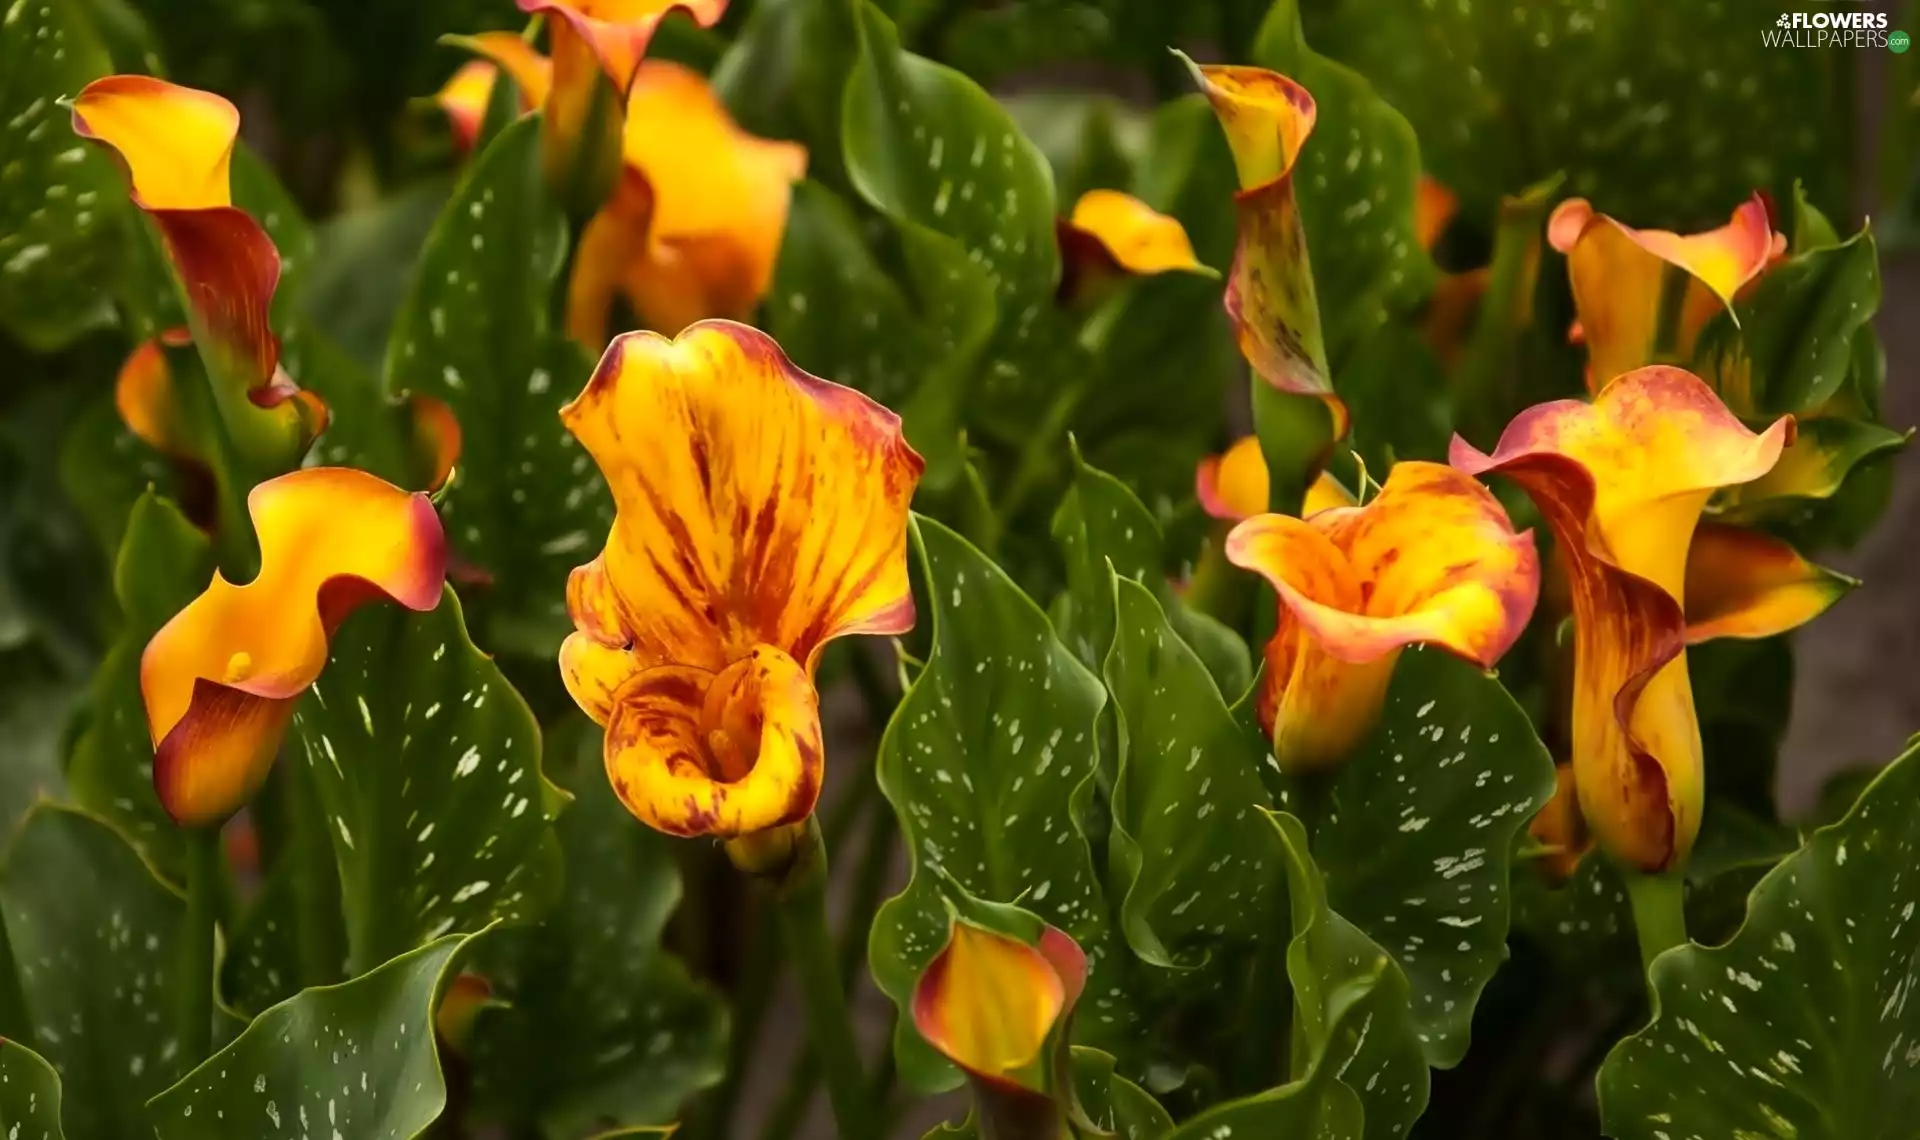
1624 868 1689 977
176 826 223 1064
773 820 875 1140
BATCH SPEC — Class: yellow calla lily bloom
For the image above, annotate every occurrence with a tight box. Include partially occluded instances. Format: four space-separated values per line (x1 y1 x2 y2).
432 37 552 151
1548 194 1781 391
913 919 1084 1092
1227 461 1539 772
1195 435 1353 521
141 469 448 828
557 321 921 839
1055 189 1211 299
1187 61 1348 440
71 77 327 465
1449 366 1829 872
567 61 808 344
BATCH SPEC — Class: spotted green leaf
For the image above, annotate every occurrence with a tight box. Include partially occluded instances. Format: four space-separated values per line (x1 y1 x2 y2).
1053 448 1250 700
1270 810 1429 1140
713 0 859 187
1301 0 1844 226
0 805 189 1140
1695 225 1881 417
1597 741 1920 1139
870 515 1132 1091
148 928 485 1140
0 1039 66 1140
1301 645 1556 1067
66 492 212 880
1105 574 1277 969
1251 0 1437 349
468 726 726 1137
291 587 566 974
845 0 1059 309
383 116 611 657
0 0 124 351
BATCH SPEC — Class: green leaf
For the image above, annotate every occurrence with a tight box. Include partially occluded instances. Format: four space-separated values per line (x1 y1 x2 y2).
66 492 213 879
469 727 726 1137
870 515 1132 1091
1104 574 1278 968
1301 645 1556 1067
1597 741 1920 1139
1695 225 1881 416
845 1 1059 309
1070 1046 1172 1140
1271 811 1429 1140
0 0 125 351
1302 0 1846 225
0 1039 67 1139
1052 456 1250 697
290 587 566 974
383 116 611 656
0 805 190 1140
56 395 176 563
1251 0 1437 346
713 0 859 186
300 178 451 375
148 928 484 1140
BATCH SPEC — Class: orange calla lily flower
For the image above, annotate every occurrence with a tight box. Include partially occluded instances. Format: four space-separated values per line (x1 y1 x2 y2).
1548 194 1781 391
1226 461 1539 772
71 77 327 464
914 919 1085 1089
567 61 807 344
1055 189 1210 297
1414 174 1459 252
1195 435 1353 521
115 329 198 462
1450 366 1819 872
1682 521 1853 644
141 468 448 828
557 321 921 839
518 0 725 98
1186 60 1348 440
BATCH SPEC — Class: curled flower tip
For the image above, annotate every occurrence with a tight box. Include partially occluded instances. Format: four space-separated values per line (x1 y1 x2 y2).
141 468 448 828
519 0 728 98
1451 365 1791 872
1549 194 1779 391
1196 436 1352 522
1226 461 1538 772
567 61 806 344
557 321 920 839
913 919 1085 1090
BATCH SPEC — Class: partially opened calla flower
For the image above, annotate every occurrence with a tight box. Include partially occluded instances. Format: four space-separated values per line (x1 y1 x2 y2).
1682 521 1853 644
1195 435 1353 521
1227 461 1539 772
566 61 807 344
432 37 552 150
71 77 327 467
141 468 448 828
1530 762 1590 883
1055 188 1211 300
1549 194 1781 391
914 917 1086 1135
557 321 920 839
1450 366 1824 872
1185 59 1348 441
515 0 727 212
115 329 198 463
1414 174 1459 252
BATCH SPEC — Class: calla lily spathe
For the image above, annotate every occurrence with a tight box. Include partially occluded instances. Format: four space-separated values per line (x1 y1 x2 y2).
913 918 1085 1094
1055 189 1212 300
1450 366 1849 872
567 60 807 343
1227 461 1539 772
70 77 327 468
1196 435 1353 522
558 321 921 839
141 468 448 828
432 36 552 150
1185 61 1347 439
1549 194 1781 391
